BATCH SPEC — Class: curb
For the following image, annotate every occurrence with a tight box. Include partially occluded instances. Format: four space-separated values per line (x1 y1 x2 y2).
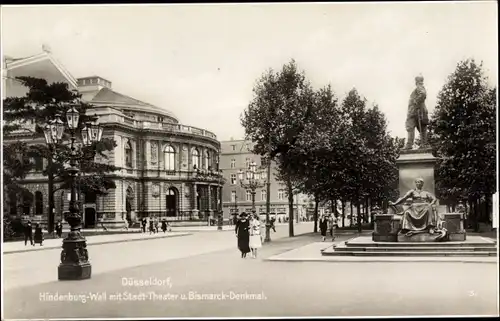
3 232 192 255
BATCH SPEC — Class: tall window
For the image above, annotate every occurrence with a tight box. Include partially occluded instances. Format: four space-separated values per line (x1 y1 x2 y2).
164 145 176 170
245 158 251 169
192 148 200 169
230 159 236 168
231 191 236 202
35 191 43 215
246 190 252 201
34 156 44 171
125 140 133 167
278 189 285 200
231 145 236 151
230 174 237 185
261 190 267 201
9 192 17 215
205 151 210 169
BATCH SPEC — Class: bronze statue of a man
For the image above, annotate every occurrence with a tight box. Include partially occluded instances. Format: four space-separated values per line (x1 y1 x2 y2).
403 75 429 150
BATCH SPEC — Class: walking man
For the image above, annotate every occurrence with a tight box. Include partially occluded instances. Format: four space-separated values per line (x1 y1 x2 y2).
24 220 33 246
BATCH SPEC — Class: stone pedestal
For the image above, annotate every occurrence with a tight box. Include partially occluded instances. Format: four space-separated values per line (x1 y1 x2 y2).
442 213 466 241
373 214 401 242
397 148 437 197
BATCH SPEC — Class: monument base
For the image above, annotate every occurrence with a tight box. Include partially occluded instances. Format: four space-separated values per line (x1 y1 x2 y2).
58 262 92 280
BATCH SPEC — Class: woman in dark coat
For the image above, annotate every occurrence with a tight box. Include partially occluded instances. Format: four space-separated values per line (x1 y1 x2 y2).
235 212 251 258
55 221 63 238
34 223 44 246
319 214 328 242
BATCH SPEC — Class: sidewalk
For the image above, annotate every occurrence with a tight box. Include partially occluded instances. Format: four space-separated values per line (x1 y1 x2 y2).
2 231 190 255
171 225 234 232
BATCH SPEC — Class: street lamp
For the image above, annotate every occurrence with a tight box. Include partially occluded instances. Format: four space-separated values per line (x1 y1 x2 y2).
237 160 266 215
262 156 272 243
215 170 225 231
43 116 65 235
44 106 104 280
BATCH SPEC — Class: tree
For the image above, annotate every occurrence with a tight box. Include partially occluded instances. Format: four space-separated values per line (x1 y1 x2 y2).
3 77 118 231
289 84 345 231
241 60 316 237
429 59 496 230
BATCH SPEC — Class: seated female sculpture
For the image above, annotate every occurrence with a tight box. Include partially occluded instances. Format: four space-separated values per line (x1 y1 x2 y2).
389 178 439 236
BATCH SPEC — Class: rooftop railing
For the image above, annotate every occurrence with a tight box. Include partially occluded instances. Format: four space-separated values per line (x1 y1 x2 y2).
4 112 218 141
97 113 218 140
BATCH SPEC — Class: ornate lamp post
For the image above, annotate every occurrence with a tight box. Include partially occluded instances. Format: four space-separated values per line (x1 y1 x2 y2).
43 117 65 235
237 161 266 215
43 107 103 280
261 156 272 243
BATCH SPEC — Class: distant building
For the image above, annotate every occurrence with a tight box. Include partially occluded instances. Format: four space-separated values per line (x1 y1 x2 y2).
3 49 224 229
219 139 310 221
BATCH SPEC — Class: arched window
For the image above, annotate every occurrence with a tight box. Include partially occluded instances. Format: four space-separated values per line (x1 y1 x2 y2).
164 145 176 171
205 151 210 169
34 156 44 171
192 148 200 169
9 192 17 215
22 193 33 216
35 191 43 215
125 140 133 167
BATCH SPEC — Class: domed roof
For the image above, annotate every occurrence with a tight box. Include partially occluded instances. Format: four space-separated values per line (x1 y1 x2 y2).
89 87 179 122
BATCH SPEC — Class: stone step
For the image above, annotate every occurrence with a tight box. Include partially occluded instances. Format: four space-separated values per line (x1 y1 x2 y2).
335 246 497 252
345 241 497 248
322 250 497 257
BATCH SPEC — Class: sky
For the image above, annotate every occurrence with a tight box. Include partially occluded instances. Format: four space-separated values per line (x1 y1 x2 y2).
1 2 498 141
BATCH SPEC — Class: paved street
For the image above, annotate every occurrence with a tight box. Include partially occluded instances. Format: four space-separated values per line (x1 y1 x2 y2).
2 222 314 291
3 222 498 318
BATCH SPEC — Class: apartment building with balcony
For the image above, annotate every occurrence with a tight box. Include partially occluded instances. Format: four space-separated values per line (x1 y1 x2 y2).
3 48 224 229
220 139 310 221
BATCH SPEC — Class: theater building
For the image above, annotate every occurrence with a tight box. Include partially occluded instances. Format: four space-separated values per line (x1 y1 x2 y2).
3 48 225 228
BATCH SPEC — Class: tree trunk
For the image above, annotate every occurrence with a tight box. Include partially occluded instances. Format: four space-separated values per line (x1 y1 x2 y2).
485 193 491 226
341 199 345 228
350 202 354 227
287 179 294 237
365 197 370 223
331 199 336 218
313 196 319 233
47 157 55 235
357 199 362 233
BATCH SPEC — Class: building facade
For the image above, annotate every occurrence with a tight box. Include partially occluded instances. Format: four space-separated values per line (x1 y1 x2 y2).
3 49 225 229
220 139 310 221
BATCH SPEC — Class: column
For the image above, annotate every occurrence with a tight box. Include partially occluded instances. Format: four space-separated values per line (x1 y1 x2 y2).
192 182 198 217
218 186 223 215
207 184 212 217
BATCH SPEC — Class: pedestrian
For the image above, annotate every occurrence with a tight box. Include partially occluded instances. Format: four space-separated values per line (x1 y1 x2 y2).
235 212 250 258
55 220 63 238
154 217 159 233
24 220 34 246
149 219 155 234
249 213 263 258
270 216 276 232
124 217 129 231
141 217 147 233
328 215 337 241
33 223 44 246
161 219 167 233
319 214 328 241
